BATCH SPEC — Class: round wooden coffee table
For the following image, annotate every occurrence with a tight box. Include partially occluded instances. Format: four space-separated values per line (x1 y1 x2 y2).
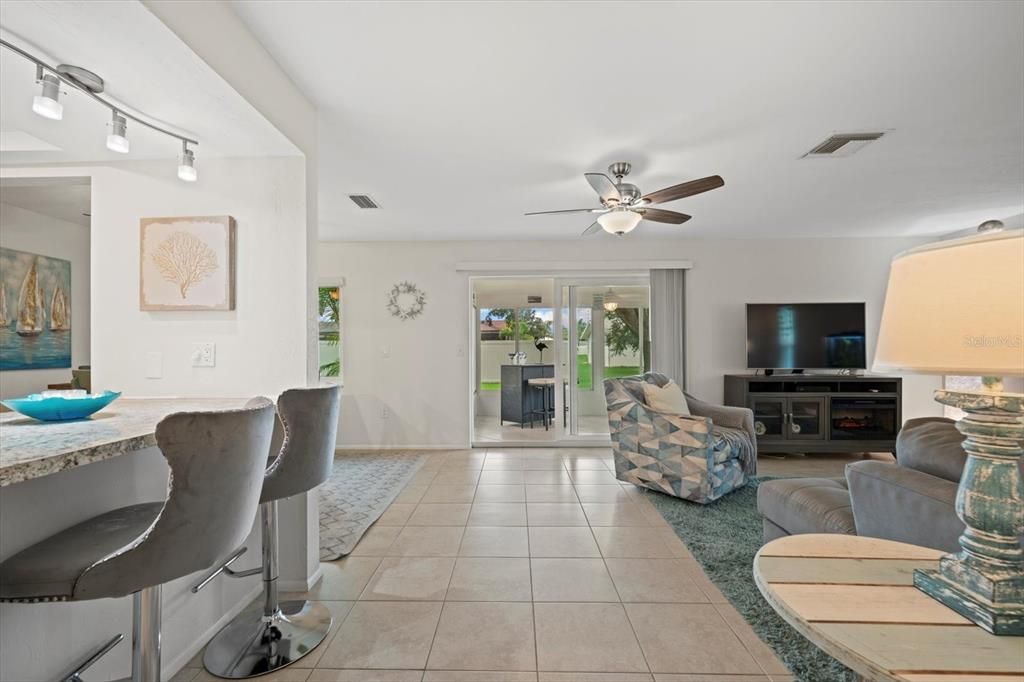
754 534 1024 682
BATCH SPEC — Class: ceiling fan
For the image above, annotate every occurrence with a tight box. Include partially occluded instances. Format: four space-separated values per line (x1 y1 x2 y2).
526 162 724 236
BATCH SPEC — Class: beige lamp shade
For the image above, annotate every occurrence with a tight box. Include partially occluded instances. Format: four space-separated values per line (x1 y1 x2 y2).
873 229 1024 376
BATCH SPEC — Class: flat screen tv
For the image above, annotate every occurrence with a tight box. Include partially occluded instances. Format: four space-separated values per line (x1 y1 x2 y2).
746 302 866 370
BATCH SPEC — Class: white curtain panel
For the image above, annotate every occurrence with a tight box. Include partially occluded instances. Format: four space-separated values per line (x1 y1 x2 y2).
649 268 686 387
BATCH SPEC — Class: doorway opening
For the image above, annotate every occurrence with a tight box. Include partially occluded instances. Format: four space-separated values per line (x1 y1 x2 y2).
471 275 650 446
0 177 91 399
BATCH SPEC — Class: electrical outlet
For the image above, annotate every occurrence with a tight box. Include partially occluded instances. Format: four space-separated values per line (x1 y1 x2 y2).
191 342 216 368
381 345 391 358
381 406 390 419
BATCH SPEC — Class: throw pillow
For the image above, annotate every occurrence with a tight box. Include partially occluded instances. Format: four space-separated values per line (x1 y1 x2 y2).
642 381 691 415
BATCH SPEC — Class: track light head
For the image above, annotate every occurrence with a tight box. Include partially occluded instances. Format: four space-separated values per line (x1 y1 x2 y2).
32 72 63 120
106 111 129 153
178 143 197 182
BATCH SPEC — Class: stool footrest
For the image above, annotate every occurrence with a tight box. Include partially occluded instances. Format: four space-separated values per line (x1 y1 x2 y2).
62 633 124 682
192 547 260 593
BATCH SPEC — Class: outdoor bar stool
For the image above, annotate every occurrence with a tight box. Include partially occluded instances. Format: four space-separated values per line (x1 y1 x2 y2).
0 399 277 682
198 385 341 679
527 377 556 430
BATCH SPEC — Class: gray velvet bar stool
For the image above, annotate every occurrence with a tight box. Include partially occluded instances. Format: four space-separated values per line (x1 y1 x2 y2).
0 399 277 682
198 385 341 679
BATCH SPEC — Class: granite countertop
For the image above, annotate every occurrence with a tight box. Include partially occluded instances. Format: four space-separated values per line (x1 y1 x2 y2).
0 397 250 487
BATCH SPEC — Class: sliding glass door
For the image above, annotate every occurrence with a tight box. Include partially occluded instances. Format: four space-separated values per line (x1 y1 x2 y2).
554 278 650 438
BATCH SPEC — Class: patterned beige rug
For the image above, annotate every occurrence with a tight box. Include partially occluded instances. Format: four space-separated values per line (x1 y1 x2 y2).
318 451 427 561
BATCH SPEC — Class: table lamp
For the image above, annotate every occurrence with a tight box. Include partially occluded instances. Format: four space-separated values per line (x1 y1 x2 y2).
874 224 1024 635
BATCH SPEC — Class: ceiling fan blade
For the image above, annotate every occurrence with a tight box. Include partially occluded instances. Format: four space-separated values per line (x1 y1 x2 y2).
640 208 692 225
582 222 603 237
584 173 622 205
525 207 608 216
641 175 724 205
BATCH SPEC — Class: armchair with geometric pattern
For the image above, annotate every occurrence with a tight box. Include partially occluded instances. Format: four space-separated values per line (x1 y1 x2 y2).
604 373 757 504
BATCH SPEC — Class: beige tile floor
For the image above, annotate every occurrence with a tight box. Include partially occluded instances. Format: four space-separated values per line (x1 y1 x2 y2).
473 415 611 443
176 447 798 682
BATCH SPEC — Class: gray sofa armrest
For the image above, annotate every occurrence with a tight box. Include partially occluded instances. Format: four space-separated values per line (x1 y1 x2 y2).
846 460 964 553
685 394 757 457
896 417 965 483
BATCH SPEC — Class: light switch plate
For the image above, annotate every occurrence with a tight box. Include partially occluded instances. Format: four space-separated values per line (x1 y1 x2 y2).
191 342 216 368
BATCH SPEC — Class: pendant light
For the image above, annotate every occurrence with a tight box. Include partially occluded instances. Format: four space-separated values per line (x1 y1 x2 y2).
31 67 63 120
603 288 619 312
106 111 129 153
178 142 197 182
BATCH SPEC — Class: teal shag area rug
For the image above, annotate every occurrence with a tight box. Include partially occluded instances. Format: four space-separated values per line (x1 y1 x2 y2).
646 477 857 682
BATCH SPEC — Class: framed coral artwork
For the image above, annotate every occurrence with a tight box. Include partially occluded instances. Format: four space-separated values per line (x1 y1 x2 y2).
139 216 236 310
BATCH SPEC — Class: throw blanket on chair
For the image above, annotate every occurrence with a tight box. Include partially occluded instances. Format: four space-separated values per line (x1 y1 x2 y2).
604 373 756 504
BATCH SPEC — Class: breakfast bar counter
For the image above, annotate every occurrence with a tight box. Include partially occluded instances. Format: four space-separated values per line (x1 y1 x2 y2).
0 397 248 486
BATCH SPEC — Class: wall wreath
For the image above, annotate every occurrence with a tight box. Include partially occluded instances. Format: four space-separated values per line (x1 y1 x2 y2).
386 281 427 320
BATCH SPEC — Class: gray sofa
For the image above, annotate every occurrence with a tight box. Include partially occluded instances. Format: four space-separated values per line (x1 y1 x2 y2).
758 417 966 552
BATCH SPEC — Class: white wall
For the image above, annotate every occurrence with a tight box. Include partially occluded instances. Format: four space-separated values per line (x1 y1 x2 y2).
2 159 309 398
0 202 90 399
319 237 943 448
94 158 309 397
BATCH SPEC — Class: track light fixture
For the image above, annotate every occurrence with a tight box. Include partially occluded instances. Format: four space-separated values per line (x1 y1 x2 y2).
32 66 63 120
178 142 197 182
3 38 199 181
106 111 129 153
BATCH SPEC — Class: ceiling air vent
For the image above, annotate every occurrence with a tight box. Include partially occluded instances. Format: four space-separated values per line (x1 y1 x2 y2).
527 295 543 304
802 132 885 158
348 194 379 209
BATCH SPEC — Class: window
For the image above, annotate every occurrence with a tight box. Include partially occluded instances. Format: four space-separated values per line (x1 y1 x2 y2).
604 305 650 380
477 307 553 391
318 285 341 382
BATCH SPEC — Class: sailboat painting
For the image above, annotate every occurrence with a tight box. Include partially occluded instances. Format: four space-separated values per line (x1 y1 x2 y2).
0 247 72 370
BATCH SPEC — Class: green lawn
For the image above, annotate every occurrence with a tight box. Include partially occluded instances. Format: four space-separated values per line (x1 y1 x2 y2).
480 359 643 392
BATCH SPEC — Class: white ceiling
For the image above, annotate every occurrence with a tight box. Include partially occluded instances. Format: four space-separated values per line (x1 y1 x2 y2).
0 176 90 227
0 1 298 165
232 0 1024 241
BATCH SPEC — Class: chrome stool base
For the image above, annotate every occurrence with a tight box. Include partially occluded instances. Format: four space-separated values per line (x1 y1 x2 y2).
202 599 332 679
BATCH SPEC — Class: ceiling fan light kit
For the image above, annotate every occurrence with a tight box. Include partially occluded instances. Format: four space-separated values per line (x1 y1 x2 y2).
528 161 723 237
598 208 642 236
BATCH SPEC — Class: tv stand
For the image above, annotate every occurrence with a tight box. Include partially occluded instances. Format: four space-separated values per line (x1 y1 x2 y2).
724 374 901 455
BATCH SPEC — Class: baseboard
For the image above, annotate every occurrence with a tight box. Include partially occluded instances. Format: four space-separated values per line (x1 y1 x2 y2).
471 440 612 449
164 582 262 679
279 564 324 593
335 444 471 451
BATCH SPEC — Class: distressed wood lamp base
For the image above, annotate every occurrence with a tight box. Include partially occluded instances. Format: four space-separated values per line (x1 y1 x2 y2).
914 390 1024 635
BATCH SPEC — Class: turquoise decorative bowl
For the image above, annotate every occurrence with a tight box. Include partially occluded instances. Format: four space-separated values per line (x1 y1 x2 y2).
1 390 121 422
